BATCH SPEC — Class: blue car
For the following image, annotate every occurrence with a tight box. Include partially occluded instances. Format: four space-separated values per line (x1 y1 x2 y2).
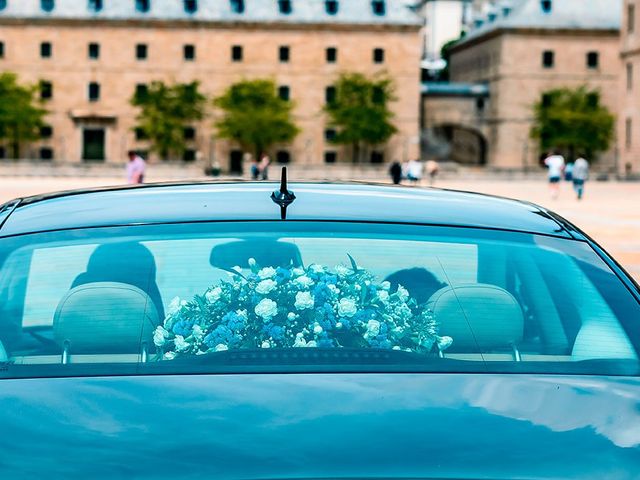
0 174 639 478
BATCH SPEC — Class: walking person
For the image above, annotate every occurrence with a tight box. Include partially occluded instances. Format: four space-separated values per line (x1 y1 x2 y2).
126 150 146 184
572 155 589 200
389 160 403 185
406 159 423 184
250 157 261 180
425 159 440 186
259 153 271 181
544 151 565 199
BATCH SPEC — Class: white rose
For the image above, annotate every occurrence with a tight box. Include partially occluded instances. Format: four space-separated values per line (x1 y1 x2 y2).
248 258 257 267
153 326 169 347
381 281 391 291
364 319 381 339
306 341 318 348
327 284 339 295
215 343 229 352
166 297 182 316
236 309 248 320
377 290 390 302
256 279 277 295
293 333 307 347
254 298 278 320
258 267 277 279
294 275 314 288
310 264 325 274
335 265 351 278
163 351 176 360
291 267 305 277
294 291 314 310
335 322 343 329
337 297 357 317
174 335 190 352
397 285 410 302
205 286 222 303
313 323 323 334
192 324 204 339
261 340 271 348
287 312 297 321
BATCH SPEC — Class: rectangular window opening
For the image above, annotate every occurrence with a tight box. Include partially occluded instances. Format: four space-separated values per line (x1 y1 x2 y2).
136 43 148 60
231 45 243 62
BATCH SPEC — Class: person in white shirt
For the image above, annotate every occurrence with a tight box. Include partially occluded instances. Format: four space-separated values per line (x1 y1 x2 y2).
572 156 590 200
406 159 423 184
126 150 146 184
544 151 565 199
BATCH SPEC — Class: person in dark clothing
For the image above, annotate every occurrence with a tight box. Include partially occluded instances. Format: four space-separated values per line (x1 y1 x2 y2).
384 267 447 304
389 161 403 185
71 242 165 321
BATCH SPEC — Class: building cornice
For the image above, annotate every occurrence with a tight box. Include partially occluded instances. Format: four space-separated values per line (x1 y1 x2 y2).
0 17 421 33
450 27 620 53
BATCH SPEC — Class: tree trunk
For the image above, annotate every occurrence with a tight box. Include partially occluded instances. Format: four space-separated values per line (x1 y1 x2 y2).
352 142 359 163
11 129 20 159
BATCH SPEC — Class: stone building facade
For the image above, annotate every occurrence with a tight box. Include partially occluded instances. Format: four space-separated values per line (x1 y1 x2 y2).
444 0 621 169
0 0 421 171
620 0 640 176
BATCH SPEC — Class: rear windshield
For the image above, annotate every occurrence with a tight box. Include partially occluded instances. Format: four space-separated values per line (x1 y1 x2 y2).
0 222 638 378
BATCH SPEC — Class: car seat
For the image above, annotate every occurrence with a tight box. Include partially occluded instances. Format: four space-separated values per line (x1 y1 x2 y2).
53 282 158 363
427 283 524 360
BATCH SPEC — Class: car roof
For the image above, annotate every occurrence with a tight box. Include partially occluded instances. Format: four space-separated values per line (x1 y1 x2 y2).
0 181 578 239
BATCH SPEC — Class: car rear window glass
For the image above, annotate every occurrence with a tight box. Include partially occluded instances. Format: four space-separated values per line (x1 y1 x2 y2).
0 222 638 378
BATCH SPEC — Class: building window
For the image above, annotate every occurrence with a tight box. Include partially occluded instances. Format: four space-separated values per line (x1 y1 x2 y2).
0 41 5 59
40 81 53 100
231 45 243 61
40 42 52 58
540 0 551 13
325 86 336 104
626 118 632 149
476 97 485 111
586 51 598 69
371 0 385 16
183 149 197 162
370 151 384 163
324 151 337 163
41 0 55 12
324 128 337 142
183 126 196 140
276 150 291 164
40 125 53 138
135 83 148 100
88 43 100 59
325 0 338 15
88 82 100 102
230 0 244 13
136 43 148 60
40 147 54 160
135 0 150 13
278 0 292 14
184 0 197 14
629 4 636 33
326 47 337 63
184 44 196 61
0 147 5 159
373 48 385 64
88 0 103 12
135 127 148 140
627 63 634 91
542 50 554 68
278 85 290 101
279 45 290 63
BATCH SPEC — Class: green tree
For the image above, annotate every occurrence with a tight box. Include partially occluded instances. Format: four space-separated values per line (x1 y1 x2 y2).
324 72 397 163
0 72 47 159
213 79 299 160
531 86 615 161
131 81 206 160
439 38 460 82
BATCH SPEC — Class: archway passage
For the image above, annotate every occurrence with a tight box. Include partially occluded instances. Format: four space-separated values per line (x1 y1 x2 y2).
432 123 487 166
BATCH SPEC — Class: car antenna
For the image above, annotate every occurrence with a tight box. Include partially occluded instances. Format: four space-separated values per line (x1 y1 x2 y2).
270 166 296 220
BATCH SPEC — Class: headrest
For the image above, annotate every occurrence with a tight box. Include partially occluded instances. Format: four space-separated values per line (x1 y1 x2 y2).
54 282 159 354
427 284 523 352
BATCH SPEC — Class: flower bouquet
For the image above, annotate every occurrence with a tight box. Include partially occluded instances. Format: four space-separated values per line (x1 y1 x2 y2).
153 256 453 360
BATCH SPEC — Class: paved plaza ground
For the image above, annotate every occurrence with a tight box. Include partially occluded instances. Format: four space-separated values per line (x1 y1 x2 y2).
1 175 639 282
